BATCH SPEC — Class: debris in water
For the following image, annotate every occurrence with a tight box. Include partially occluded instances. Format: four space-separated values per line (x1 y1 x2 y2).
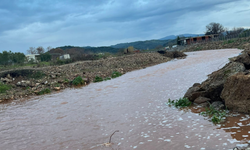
102 130 119 147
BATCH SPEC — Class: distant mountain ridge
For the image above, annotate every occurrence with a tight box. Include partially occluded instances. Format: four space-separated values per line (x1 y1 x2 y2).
159 34 204 40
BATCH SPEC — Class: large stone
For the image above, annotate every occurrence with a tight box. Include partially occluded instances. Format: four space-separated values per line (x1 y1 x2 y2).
211 101 224 110
235 50 250 66
221 73 250 113
184 62 245 103
194 97 211 104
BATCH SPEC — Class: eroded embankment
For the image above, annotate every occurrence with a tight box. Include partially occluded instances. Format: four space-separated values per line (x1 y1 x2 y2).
185 48 250 113
0 53 173 102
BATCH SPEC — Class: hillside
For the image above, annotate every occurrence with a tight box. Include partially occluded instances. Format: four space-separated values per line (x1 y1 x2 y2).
111 39 173 49
159 34 204 40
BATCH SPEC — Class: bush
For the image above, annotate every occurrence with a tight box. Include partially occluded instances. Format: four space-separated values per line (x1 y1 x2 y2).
167 97 191 108
111 71 122 78
38 88 51 95
104 77 111 81
72 76 84 86
0 83 11 93
200 104 227 124
94 76 103 82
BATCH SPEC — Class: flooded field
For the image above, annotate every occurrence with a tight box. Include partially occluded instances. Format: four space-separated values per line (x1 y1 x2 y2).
1 49 249 150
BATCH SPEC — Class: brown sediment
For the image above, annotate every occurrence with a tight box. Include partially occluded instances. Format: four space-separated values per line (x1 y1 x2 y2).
1 49 249 150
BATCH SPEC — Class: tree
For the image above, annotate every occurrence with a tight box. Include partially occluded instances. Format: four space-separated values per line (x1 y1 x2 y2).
46 46 52 52
226 27 244 36
205 22 225 35
40 53 51 62
27 47 37 54
36 46 45 54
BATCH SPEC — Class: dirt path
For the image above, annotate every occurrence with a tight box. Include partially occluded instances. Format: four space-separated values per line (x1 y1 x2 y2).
1 49 248 150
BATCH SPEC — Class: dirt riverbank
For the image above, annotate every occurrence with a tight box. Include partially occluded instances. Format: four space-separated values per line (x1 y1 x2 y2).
0 53 174 102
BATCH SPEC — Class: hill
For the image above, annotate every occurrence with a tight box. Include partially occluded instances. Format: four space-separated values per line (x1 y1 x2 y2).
111 39 173 50
159 34 204 40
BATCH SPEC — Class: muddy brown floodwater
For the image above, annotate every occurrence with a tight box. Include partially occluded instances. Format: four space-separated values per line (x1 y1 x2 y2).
1 49 250 150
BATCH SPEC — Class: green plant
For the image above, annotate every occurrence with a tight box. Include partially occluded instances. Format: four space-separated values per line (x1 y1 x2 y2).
167 97 191 108
38 88 51 95
111 71 122 78
200 103 227 124
72 76 84 86
26 86 30 90
94 76 103 82
54 83 60 87
0 83 11 93
64 78 69 83
104 77 111 81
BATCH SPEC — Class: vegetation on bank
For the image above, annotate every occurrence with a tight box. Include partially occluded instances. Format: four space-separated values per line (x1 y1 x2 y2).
167 97 192 108
72 76 85 86
200 104 228 124
0 82 11 93
38 88 51 95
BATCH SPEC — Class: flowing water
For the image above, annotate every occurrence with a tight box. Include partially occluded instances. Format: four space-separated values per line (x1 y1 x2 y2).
1 49 249 150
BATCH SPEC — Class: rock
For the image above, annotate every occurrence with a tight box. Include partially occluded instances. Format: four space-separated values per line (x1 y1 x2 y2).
221 73 250 113
35 83 40 86
235 50 250 66
194 97 211 104
6 74 11 79
0 100 3 103
54 87 60 91
198 102 209 108
211 101 224 110
1 77 12 83
51 75 56 79
184 62 245 103
184 83 203 102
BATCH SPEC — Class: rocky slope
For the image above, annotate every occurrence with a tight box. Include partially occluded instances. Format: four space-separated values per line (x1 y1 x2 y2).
184 48 250 113
0 53 174 102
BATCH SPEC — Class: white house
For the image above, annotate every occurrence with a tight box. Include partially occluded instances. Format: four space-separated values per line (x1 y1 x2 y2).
26 54 40 62
59 54 70 60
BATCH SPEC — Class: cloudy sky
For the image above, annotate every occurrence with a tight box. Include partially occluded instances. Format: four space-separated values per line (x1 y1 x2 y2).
0 0 250 53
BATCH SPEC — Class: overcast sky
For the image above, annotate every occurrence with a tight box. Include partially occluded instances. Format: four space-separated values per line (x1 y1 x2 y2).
0 0 250 53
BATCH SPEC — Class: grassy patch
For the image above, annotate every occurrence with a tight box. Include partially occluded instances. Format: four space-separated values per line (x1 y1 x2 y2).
200 104 228 124
72 76 84 86
194 47 203 51
94 76 103 82
167 97 191 108
0 83 11 93
111 71 122 78
104 77 111 81
38 88 51 95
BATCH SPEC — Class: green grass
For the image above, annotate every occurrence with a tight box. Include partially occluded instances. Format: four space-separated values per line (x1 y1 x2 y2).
200 104 228 124
111 71 122 78
104 77 111 81
94 76 103 82
167 97 191 108
0 83 11 93
38 88 51 95
72 76 84 86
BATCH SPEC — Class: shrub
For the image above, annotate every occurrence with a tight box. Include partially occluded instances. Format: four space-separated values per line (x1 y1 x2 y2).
163 51 187 58
200 104 227 124
167 97 191 108
104 77 111 81
72 76 84 86
94 76 103 82
0 83 11 93
111 71 122 78
38 88 51 95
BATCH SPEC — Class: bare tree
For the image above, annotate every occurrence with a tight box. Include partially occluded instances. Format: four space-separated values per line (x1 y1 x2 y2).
27 47 37 54
46 46 52 52
36 46 45 54
205 22 225 35
226 27 244 36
